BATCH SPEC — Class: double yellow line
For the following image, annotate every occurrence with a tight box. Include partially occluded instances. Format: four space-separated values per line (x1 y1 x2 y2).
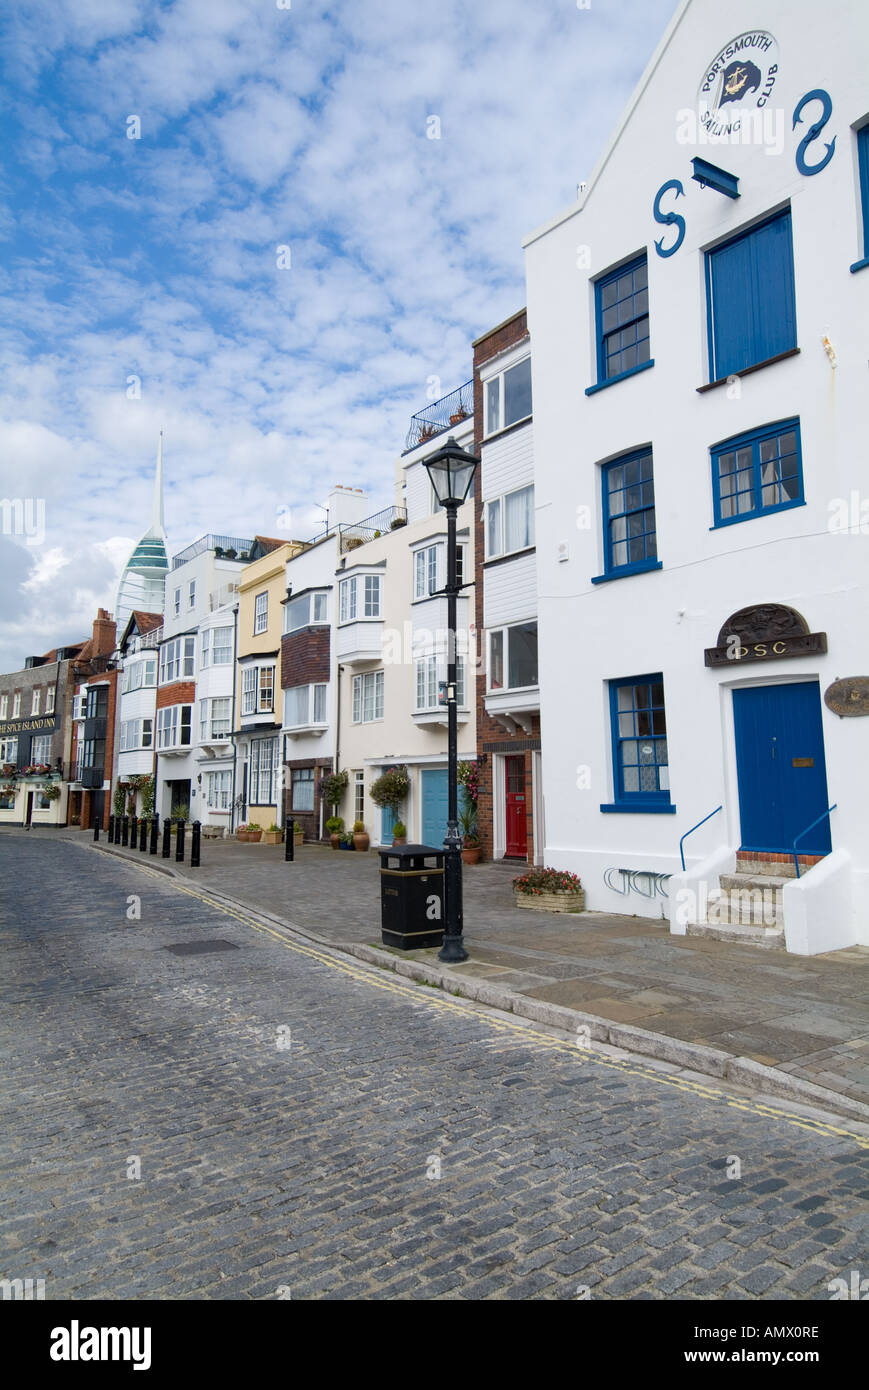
122 855 869 1149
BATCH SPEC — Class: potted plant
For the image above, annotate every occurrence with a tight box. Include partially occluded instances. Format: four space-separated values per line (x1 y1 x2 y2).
370 765 409 819
322 769 349 808
389 516 406 530
339 831 355 850
326 815 344 849
262 823 282 845
513 868 585 914
246 822 263 843
344 536 363 551
459 803 480 864
2 763 16 779
449 406 468 425
293 820 304 847
352 820 369 852
391 820 407 846
418 424 436 442
42 783 61 802
236 823 250 841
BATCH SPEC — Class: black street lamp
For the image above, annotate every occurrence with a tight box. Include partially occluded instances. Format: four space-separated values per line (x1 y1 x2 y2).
423 435 479 963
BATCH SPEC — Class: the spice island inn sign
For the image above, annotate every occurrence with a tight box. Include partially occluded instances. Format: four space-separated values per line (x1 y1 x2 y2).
704 605 827 667
0 715 57 737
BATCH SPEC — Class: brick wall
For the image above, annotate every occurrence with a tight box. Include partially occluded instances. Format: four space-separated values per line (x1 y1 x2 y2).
281 628 330 688
156 682 196 709
473 310 539 863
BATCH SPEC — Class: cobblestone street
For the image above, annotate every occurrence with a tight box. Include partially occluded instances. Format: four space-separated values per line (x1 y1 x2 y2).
1 834 867 1300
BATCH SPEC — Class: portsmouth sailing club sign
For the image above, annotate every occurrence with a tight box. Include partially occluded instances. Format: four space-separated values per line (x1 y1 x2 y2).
704 604 827 668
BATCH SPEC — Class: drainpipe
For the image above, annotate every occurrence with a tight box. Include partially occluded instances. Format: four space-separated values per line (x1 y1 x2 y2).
332 662 343 837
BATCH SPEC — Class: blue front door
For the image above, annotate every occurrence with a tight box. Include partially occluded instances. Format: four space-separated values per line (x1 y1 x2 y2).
421 768 449 849
733 682 831 854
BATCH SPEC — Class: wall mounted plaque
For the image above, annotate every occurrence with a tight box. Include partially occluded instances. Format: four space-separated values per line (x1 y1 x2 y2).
704 603 827 667
824 677 869 717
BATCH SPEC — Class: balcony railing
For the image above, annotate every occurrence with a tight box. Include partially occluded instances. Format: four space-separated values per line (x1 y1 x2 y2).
172 535 255 569
339 505 407 554
404 380 473 452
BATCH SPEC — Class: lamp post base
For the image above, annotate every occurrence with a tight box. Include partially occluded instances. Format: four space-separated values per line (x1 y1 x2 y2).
438 934 469 964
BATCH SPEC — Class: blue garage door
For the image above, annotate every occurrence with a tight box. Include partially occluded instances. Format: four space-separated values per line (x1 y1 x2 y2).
421 768 449 849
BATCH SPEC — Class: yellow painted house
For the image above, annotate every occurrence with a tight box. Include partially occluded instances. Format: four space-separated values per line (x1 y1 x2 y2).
234 537 305 833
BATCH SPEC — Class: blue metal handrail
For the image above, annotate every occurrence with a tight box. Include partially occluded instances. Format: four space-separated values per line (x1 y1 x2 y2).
679 805 722 871
793 804 836 877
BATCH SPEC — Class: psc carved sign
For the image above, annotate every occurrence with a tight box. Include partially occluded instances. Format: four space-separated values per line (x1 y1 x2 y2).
704 604 827 668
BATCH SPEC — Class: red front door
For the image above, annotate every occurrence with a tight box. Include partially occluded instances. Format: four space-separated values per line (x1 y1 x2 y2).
505 755 527 858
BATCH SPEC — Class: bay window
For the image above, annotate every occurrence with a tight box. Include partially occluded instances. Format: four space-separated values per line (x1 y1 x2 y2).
201 626 232 666
205 770 232 810
241 663 275 715
488 622 538 691
284 683 327 729
339 574 381 623
284 591 328 633
160 636 195 683
32 734 53 764
156 704 192 749
199 697 231 741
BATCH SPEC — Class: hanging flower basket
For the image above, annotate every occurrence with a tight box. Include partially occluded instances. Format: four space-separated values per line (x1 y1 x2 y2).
513 868 585 913
369 765 409 812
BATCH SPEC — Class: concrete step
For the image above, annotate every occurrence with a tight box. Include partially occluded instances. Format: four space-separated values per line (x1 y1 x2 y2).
714 874 785 928
687 920 785 948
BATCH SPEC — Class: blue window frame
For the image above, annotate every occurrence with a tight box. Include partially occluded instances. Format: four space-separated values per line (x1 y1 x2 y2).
594 255 650 386
593 447 661 582
602 675 673 813
705 210 796 382
851 124 869 273
711 418 803 527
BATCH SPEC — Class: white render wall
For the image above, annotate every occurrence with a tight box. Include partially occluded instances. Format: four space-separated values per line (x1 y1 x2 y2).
524 0 869 943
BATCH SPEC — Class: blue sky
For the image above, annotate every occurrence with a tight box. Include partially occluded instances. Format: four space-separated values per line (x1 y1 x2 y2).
0 0 676 668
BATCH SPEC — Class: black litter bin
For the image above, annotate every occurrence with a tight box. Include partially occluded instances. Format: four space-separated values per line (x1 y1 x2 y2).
380 844 445 950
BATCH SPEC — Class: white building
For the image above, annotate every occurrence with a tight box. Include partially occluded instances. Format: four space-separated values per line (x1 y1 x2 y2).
332 398 477 847
155 535 251 829
115 611 162 814
524 0 869 952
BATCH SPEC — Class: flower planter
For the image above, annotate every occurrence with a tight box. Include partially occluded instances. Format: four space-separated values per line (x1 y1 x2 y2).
392 835 407 847
514 889 586 914
294 831 304 847
261 831 282 846
247 830 263 843
353 832 370 851
236 830 250 841
329 834 341 850
339 840 355 851
461 846 481 865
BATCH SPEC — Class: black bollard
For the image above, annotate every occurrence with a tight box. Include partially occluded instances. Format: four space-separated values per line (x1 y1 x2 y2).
190 821 201 869
284 817 294 861
175 820 185 863
108 814 115 842
129 814 138 849
150 815 159 855
93 808 100 841
114 814 121 844
139 817 148 851
121 815 129 847
162 819 171 859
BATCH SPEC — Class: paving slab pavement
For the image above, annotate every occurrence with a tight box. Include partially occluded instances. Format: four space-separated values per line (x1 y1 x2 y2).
20 828 869 1111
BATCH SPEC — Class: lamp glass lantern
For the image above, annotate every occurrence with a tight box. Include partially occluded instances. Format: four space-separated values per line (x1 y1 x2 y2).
423 437 478 507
